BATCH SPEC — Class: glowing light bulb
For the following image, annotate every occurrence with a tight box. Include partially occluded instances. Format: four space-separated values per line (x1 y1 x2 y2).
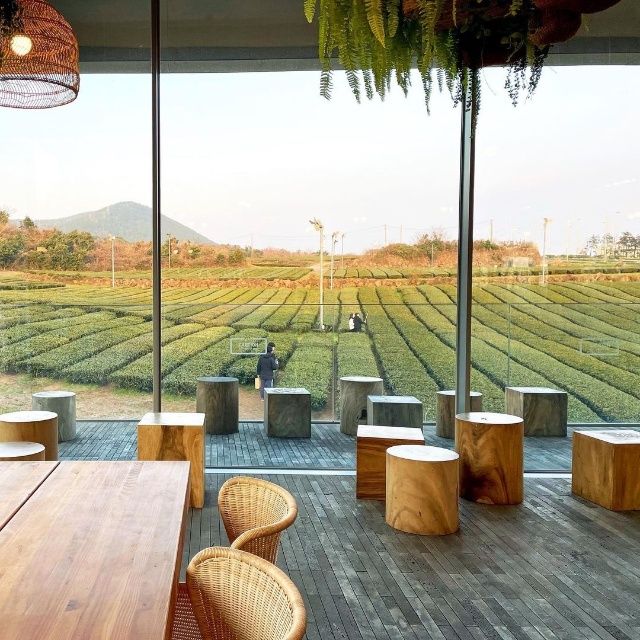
10 34 33 57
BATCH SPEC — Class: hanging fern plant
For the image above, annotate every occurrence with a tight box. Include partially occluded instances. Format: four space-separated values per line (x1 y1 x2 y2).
304 0 621 115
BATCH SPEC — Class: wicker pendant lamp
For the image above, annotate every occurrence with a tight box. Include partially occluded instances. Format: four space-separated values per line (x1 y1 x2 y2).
0 0 79 108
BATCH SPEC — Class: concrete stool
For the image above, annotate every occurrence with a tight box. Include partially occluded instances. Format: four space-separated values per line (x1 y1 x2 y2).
385 445 459 535
436 390 483 439
505 386 567 437
32 391 76 442
356 425 424 500
339 376 383 436
0 411 58 461
137 412 205 508
0 441 45 461
264 388 311 438
367 395 423 429
572 430 640 511
455 412 523 505
196 377 239 435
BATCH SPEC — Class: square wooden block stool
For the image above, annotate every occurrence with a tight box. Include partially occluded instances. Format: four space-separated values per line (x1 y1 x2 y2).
264 388 311 438
366 395 423 429
356 425 424 500
572 430 640 511
137 412 205 508
505 386 567 437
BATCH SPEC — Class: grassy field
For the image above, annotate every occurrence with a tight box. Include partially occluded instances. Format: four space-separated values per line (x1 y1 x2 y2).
1 273 640 422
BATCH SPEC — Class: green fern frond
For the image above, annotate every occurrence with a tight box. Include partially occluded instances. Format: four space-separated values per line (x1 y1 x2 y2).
320 69 333 100
363 69 374 100
386 0 401 38
303 0 317 23
364 0 386 46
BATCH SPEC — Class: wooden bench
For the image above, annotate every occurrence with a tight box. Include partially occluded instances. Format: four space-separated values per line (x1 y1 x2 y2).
264 388 311 438
32 390 77 442
196 376 239 435
366 395 423 429
356 425 424 500
385 445 459 535
455 412 524 505
572 430 640 511
137 412 205 508
505 386 567 437
339 376 383 436
0 411 58 461
436 390 483 439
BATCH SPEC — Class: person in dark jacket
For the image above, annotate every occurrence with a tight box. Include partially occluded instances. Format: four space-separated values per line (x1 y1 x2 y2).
256 342 279 400
353 313 364 332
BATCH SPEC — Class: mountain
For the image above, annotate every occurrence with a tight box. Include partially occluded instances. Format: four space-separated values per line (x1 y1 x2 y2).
35 202 214 244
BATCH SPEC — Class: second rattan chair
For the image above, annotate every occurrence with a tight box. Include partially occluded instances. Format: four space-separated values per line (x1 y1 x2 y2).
218 476 298 564
172 546 306 640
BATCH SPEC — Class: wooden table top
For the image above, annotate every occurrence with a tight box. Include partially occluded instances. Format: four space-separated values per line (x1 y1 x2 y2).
0 461 58 530
138 412 205 427
0 461 190 640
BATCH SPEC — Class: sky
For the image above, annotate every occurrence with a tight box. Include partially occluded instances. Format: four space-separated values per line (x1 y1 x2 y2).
1 66 638 255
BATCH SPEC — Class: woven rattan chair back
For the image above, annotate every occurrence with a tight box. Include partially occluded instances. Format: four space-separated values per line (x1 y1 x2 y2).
186 546 306 640
218 476 297 564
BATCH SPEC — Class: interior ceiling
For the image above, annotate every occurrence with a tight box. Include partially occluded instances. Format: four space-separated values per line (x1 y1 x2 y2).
53 0 640 72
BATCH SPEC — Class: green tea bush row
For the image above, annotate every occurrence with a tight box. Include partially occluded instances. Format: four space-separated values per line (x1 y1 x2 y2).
336 333 379 380
112 327 233 392
210 289 278 327
0 307 85 334
234 289 292 329
262 289 307 331
62 322 202 384
278 333 334 409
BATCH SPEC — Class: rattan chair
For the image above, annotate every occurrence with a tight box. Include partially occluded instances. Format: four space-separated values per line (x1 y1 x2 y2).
218 476 298 564
172 546 306 640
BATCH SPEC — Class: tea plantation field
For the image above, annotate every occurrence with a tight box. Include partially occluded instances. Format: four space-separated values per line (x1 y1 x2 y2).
1 280 640 421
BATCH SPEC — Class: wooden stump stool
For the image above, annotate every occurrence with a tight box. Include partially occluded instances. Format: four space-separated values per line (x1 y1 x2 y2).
340 376 383 436
356 425 425 500
0 441 45 461
436 390 483 439
385 445 459 535
137 412 205 508
366 395 423 429
505 386 567 437
264 388 311 438
0 411 58 461
455 412 523 505
572 430 640 511
196 377 239 435
32 391 76 442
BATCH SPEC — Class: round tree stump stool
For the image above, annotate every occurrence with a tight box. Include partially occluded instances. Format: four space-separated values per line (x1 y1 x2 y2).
0 441 46 461
385 445 459 535
455 412 524 505
339 376 383 436
0 411 58 461
436 390 483 439
32 391 77 442
196 377 239 435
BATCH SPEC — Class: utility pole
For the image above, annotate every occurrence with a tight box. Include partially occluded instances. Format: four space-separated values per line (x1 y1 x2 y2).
340 232 345 270
167 234 171 268
542 217 551 285
310 218 325 329
110 235 115 288
330 231 339 289
489 219 494 244
250 233 254 262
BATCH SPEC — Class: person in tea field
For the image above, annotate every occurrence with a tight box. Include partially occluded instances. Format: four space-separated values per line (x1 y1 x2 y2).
256 341 279 400
353 312 365 332
348 313 355 332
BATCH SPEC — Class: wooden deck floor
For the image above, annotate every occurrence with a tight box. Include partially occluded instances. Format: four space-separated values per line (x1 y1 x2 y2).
187 475 640 640
59 421 640 471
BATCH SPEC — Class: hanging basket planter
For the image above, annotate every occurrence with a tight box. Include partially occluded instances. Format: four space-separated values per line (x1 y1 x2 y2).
304 0 623 117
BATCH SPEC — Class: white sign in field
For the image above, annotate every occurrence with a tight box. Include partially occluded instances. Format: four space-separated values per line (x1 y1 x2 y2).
229 337 267 355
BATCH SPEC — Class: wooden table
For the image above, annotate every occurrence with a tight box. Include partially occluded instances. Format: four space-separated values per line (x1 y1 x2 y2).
0 461 58 530
0 461 190 639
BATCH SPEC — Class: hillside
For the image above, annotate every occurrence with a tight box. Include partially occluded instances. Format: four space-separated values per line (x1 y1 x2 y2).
35 202 214 244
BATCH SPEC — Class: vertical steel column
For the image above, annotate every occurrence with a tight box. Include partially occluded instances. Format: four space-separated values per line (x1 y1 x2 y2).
455 76 478 416
151 0 162 412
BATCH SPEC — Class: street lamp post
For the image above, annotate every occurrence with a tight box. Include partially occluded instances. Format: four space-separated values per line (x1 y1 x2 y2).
110 235 115 288
330 231 339 290
542 217 551 285
340 232 345 270
309 218 325 330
